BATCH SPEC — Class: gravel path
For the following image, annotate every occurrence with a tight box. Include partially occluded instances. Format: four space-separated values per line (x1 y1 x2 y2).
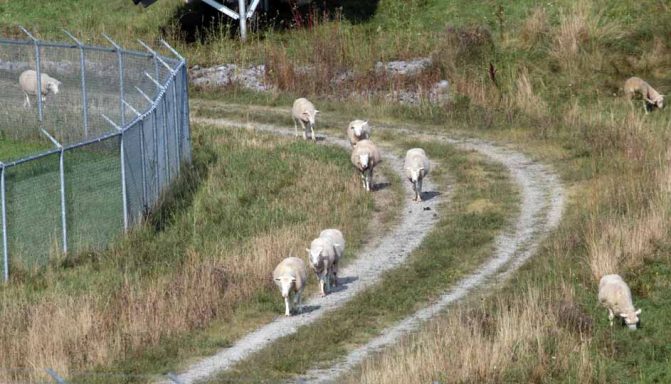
295 133 565 383
168 117 445 384
170 115 564 384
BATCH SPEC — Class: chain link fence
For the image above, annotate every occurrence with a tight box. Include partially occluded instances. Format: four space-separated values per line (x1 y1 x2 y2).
0 29 191 281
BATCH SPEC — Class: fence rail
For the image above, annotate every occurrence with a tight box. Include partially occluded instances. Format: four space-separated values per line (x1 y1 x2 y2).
0 29 191 281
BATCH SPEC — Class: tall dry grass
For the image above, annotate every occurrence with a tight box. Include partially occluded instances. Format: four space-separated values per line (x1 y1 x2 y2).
348 284 595 384
0 130 372 383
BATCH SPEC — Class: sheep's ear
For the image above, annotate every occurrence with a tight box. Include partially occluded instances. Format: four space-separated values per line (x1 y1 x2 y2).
635 309 642 315
305 248 311 253
315 110 320 114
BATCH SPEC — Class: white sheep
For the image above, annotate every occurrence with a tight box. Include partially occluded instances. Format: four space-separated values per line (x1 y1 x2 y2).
273 256 308 316
598 274 642 330
292 97 319 141
404 148 431 202
624 76 664 113
306 234 341 297
351 139 382 192
347 119 372 147
318 228 345 287
19 69 61 108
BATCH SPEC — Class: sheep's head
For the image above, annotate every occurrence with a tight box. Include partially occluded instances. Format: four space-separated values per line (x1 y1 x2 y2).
655 95 664 109
408 167 424 183
306 246 323 270
351 120 368 138
47 80 61 95
620 308 642 330
275 275 296 298
358 152 370 169
303 109 319 126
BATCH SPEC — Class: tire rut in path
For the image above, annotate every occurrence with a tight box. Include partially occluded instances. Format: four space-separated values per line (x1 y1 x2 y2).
296 132 565 383
169 117 445 384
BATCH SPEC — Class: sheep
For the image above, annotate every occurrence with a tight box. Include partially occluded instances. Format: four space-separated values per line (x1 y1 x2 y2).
292 97 319 141
18 70 61 108
350 139 382 192
273 256 308 316
347 119 372 147
318 229 345 287
404 148 431 202
598 274 642 330
624 76 664 113
306 234 341 297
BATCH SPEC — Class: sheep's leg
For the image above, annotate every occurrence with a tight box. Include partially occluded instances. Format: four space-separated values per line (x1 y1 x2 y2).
23 93 31 108
294 291 302 313
368 168 374 191
294 118 299 138
332 260 338 287
417 178 423 201
310 122 316 141
607 309 614 327
360 172 367 189
300 120 308 140
284 296 292 316
319 277 326 297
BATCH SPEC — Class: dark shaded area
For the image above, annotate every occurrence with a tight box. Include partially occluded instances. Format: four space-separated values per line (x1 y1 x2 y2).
166 0 380 44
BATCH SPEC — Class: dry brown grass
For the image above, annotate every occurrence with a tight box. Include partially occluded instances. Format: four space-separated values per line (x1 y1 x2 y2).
513 67 547 119
347 284 594 384
0 129 374 383
519 7 550 49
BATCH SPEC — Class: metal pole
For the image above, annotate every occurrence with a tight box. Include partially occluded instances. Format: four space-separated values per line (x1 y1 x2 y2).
40 128 67 254
181 66 192 163
19 26 43 122
239 0 247 41
45 368 68 384
1 163 8 283
171 78 181 163
162 96 171 182
63 30 89 138
101 114 129 231
124 101 148 212
103 34 125 126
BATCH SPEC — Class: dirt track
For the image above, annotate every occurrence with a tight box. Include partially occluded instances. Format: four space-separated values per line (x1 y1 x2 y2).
166 112 564 384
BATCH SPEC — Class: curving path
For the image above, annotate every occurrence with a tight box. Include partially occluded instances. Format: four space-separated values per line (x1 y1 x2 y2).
169 112 564 384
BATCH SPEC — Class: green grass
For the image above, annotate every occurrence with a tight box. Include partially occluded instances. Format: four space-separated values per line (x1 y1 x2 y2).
0 136 49 161
210 138 519 382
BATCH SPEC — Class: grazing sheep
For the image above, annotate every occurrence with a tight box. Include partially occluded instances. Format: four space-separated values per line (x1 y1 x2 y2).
319 229 345 287
404 148 431 202
598 274 642 330
292 97 319 141
273 257 308 316
306 234 340 297
351 139 382 192
624 76 664 113
19 69 61 108
347 119 372 147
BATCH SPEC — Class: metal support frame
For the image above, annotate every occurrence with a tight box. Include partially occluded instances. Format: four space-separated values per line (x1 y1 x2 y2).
198 0 263 41
63 30 89 138
101 114 129 231
1 162 7 283
19 26 43 122
40 129 68 255
103 34 126 126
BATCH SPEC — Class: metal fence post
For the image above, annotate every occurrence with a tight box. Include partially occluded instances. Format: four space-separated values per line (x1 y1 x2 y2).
19 26 43 123
45 368 68 384
103 34 126 126
1 162 8 283
160 39 188 163
40 129 68 254
101 114 129 231
63 30 89 138
124 101 149 211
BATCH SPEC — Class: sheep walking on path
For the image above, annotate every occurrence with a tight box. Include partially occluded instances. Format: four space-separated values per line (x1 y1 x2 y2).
273 257 308 316
624 76 664 113
19 69 61 108
347 119 371 147
306 231 343 297
598 274 642 330
318 229 345 288
292 97 319 140
404 148 431 202
351 139 382 192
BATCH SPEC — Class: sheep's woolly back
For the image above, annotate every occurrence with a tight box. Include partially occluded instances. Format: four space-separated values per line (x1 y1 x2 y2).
292 97 316 122
598 274 635 315
347 120 372 146
404 148 430 179
19 70 60 96
319 228 345 259
273 256 307 291
350 139 382 171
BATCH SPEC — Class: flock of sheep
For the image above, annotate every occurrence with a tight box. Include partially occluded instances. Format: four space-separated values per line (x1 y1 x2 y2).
15 69 658 328
272 98 432 316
